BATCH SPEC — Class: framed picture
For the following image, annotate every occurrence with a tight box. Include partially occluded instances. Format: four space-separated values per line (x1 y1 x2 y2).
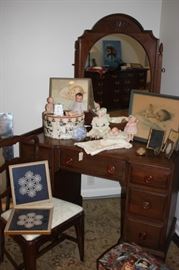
103 40 121 68
146 128 165 153
5 207 53 235
163 129 179 159
9 160 53 208
49 77 95 112
0 112 14 160
129 90 179 142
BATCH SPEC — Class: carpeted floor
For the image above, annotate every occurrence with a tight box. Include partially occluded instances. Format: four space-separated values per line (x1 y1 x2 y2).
1 197 179 270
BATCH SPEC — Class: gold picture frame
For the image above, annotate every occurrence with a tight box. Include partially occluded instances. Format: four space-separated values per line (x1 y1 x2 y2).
49 77 95 112
163 129 179 159
129 90 179 142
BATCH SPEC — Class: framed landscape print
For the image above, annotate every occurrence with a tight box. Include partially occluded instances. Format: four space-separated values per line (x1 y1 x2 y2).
49 77 95 112
129 90 179 142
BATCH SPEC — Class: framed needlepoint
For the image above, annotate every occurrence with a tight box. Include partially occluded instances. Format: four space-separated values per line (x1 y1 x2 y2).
9 160 52 208
5 160 53 235
4 208 53 235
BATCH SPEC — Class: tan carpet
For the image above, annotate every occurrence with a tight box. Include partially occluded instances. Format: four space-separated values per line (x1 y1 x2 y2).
1 197 179 270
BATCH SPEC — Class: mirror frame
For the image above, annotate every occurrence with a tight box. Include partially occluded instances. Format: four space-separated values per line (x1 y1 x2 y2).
74 13 163 92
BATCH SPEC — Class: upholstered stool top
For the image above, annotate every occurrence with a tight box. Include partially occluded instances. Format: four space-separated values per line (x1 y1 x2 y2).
97 242 170 270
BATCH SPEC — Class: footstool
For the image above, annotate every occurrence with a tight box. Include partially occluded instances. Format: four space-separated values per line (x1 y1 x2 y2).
97 242 170 270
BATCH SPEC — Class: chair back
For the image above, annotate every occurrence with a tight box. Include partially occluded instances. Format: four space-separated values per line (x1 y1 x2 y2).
0 135 39 215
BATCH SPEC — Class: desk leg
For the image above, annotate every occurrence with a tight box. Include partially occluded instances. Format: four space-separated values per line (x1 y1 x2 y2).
118 186 126 243
53 169 82 206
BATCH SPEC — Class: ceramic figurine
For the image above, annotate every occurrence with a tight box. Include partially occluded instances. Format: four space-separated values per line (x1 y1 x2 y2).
45 97 54 114
124 115 138 142
87 107 110 138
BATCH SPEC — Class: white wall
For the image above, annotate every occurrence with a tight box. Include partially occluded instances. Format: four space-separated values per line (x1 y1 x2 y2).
159 0 179 236
0 0 162 199
0 0 162 134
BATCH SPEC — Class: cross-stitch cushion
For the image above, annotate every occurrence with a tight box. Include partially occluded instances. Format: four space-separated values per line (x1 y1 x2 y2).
97 242 170 270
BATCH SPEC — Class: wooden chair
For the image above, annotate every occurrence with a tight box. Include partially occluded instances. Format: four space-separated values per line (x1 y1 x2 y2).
0 135 84 270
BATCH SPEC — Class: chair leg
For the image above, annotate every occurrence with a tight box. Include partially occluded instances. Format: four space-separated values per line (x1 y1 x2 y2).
22 241 37 270
75 212 84 261
0 222 5 263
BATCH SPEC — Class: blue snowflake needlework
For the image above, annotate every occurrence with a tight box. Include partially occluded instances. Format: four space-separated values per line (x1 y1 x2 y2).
8 208 51 232
11 162 51 205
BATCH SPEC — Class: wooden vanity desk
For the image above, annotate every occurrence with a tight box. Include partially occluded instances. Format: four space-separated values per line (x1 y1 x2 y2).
20 127 179 258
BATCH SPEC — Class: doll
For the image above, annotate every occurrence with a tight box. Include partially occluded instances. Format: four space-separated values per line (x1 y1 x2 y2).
71 92 84 114
124 115 138 142
45 97 54 114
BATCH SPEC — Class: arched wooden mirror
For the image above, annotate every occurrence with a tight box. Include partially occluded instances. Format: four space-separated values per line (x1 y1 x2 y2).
74 13 163 113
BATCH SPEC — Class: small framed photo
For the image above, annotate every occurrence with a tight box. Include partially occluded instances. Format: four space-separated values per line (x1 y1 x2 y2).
49 77 95 112
129 90 179 142
9 160 53 208
163 129 179 159
5 207 53 235
146 128 165 153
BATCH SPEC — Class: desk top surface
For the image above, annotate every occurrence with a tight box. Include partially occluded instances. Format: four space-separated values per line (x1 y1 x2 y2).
25 127 177 169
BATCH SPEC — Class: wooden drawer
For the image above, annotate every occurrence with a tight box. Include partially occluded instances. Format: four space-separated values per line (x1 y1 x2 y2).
127 188 167 220
124 218 162 249
130 164 170 190
60 148 126 183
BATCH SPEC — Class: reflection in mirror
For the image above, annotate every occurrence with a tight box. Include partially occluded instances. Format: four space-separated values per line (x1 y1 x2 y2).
84 34 150 115
74 13 163 116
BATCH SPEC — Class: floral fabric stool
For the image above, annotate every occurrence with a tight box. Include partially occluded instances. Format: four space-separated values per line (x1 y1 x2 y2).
97 242 170 270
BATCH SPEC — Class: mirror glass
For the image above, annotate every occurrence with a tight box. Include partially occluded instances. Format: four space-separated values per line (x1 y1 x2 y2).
85 34 150 75
84 34 150 115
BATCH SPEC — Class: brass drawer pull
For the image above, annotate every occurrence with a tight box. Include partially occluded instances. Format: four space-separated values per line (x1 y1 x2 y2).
144 175 153 184
138 232 147 240
142 201 151 209
107 165 116 175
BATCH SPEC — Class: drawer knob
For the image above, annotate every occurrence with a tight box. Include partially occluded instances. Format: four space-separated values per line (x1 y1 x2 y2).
138 232 147 241
144 175 153 184
64 158 73 165
107 165 116 175
143 201 151 209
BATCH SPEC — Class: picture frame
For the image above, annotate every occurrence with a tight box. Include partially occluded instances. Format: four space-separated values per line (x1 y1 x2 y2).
128 90 179 142
4 207 53 235
9 160 53 208
146 128 165 153
0 112 14 160
103 40 121 68
49 77 95 112
5 160 53 235
163 129 179 159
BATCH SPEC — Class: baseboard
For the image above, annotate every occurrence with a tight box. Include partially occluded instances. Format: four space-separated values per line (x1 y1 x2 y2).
81 175 121 198
173 233 179 247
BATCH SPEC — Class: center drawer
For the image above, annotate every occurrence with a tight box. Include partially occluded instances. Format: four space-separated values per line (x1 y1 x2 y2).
60 148 126 183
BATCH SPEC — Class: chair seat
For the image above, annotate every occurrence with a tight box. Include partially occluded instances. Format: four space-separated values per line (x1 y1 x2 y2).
1 197 83 241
